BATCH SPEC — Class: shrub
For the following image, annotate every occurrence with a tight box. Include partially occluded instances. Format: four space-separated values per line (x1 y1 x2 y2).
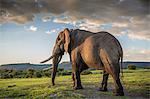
34 71 42 78
81 70 92 75
143 66 150 69
128 64 136 70
57 68 64 72
0 73 9 79
25 68 35 78
1 73 13 79
59 70 72 76
43 70 51 77
0 69 15 78
8 73 13 78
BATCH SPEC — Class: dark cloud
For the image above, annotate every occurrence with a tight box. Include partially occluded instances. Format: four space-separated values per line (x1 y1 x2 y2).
0 0 149 40
75 0 148 16
0 0 75 23
0 0 148 23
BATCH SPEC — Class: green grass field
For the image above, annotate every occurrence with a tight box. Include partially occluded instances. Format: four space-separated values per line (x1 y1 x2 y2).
0 69 149 99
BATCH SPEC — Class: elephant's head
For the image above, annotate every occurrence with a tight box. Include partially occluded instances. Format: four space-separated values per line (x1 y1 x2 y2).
41 28 71 86
51 28 71 85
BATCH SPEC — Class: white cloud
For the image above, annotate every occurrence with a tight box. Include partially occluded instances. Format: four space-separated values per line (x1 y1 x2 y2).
126 30 150 41
53 18 70 24
45 31 52 34
45 28 60 34
42 16 51 22
51 12 150 41
112 22 128 28
52 15 150 41
28 25 37 32
53 17 101 32
124 48 150 61
77 20 100 32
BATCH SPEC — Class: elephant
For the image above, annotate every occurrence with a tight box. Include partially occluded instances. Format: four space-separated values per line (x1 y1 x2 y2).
41 28 124 96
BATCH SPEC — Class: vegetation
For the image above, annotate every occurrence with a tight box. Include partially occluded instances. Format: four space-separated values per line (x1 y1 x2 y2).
0 69 149 98
143 66 150 69
0 68 95 79
81 70 92 75
128 64 136 70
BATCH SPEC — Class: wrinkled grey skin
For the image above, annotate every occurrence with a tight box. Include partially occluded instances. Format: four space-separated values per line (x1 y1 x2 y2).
41 28 124 96
50 38 64 86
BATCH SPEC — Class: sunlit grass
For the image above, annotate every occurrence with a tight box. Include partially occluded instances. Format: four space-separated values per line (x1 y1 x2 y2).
0 69 149 98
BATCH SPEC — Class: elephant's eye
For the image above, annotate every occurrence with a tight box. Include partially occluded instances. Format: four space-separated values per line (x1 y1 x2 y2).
57 37 60 41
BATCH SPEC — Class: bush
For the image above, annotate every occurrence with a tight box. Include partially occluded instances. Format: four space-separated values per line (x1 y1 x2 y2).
34 71 42 78
57 68 64 72
25 68 35 78
43 70 51 77
0 73 9 79
59 70 72 76
0 69 16 78
81 70 92 75
143 66 150 69
128 64 136 70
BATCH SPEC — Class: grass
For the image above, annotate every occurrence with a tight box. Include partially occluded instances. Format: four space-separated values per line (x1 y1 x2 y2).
0 69 149 99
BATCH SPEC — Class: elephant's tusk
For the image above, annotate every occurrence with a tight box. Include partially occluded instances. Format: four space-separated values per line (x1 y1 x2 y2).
40 51 64 63
40 54 56 63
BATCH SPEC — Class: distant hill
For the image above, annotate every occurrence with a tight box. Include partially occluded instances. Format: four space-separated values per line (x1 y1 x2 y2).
41 62 72 71
0 63 51 70
0 61 149 70
123 61 150 68
58 61 150 69
0 62 71 71
59 62 72 70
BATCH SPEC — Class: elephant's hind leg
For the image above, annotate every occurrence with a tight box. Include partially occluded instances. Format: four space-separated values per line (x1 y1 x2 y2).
111 63 124 96
98 70 109 92
100 49 124 96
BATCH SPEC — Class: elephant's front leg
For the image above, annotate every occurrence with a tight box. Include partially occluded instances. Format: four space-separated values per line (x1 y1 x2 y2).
73 71 83 90
72 73 75 87
71 51 83 90
72 63 83 90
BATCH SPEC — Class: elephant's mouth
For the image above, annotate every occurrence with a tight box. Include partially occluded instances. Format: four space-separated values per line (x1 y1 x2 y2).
59 50 64 55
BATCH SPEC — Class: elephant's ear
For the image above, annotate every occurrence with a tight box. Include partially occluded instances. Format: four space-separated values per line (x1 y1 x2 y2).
64 28 70 52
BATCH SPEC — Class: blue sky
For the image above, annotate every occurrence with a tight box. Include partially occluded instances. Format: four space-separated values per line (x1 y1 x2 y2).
0 0 149 64
0 14 74 64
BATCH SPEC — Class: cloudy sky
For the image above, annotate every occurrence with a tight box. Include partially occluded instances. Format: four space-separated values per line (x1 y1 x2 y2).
0 0 149 64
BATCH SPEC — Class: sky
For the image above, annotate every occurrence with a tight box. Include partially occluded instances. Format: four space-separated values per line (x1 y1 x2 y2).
0 0 150 65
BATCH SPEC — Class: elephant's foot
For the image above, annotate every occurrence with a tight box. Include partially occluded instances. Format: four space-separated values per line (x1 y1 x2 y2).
74 85 83 90
52 83 55 86
98 87 108 92
72 83 75 87
113 90 124 96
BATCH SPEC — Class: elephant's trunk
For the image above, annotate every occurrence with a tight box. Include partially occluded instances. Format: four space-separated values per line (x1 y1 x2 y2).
51 55 62 86
51 63 58 86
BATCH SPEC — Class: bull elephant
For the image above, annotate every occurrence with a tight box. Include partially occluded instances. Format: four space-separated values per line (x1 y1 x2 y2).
41 28 124 96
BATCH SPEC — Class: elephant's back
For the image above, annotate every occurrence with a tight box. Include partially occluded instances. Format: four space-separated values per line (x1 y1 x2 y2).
79 31 123 68
94 32 122 50
94 32 123 61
